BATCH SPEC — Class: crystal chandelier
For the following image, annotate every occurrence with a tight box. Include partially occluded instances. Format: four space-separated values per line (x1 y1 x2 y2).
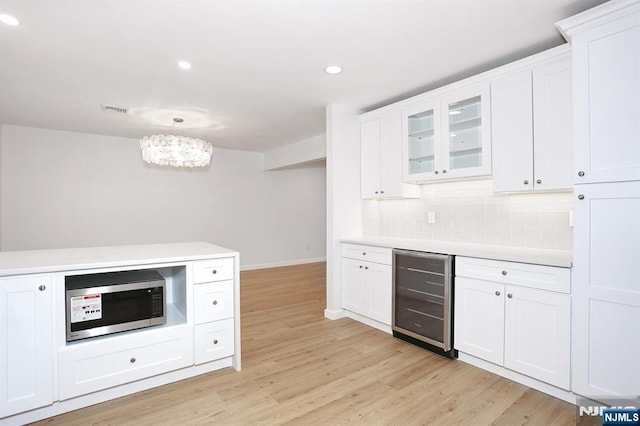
140 118 213 167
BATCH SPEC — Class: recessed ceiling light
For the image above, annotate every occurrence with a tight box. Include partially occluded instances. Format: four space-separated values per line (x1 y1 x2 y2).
178 60 192 70
325 65 343 74
0 14 20 26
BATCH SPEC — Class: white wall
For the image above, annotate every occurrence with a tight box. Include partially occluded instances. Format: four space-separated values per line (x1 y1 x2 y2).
325 104 361 318
263 134 326 170
364 179 573 250
0 125 326 268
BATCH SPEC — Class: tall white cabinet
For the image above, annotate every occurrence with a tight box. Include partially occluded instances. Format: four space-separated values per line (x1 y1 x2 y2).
557 0 640 399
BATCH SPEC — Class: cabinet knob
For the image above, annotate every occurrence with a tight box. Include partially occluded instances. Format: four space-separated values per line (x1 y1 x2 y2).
523 180 529 185
365 266 369 270
380 190 384 194
442 169 447 174
362 252 366 256
578 194 585 200
130 357 136 364
38 285 46 291
507 293 513 299
536 179 542 184
359 265 363 269
375 191 379 194
212 300 218 305
212 269 217 275
578 171 585 177
495 291 501 296
213 339 218 345
434 170 439 175
501 270 507 276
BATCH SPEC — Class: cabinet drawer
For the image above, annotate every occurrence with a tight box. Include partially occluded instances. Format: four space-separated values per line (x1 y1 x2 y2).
455 256 570 293
194 319 235 365
193 280 234 324
193 258 234 283
58 325 193 400
342 243 392 265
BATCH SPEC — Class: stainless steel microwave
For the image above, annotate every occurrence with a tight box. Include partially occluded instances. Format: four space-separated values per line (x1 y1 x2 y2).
65 269 166 342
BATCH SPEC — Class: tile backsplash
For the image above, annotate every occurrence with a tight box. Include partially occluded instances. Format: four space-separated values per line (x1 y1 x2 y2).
363 179 573 251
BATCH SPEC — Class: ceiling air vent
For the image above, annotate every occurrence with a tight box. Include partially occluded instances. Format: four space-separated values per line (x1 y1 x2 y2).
101 104 129 114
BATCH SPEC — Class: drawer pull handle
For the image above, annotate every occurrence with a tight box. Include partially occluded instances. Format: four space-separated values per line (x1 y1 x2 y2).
507 293 513 299
212 300 218 305
495 291 501 296
212 269 217 274
130 357 136 364
38 285 46 291
501 270 507 276
213 339 218 345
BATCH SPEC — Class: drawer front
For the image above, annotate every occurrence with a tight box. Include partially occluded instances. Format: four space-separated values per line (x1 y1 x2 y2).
342 243 392 265
455 256 570 293
58 326 193 400
193 258 234 284
194 319 235 365
193 280 234 324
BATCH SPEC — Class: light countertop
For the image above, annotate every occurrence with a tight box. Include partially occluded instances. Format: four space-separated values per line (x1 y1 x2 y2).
342 237 572 267
0 242 238 277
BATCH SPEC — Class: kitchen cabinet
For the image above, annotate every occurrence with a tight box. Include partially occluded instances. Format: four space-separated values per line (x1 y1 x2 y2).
561 2 640 184
557 0 640 399
341 244 392 327
193 258 235 365
572 182 640 397
403 83 491 182
454 257 571 390
0 275 53 418
491 50 573 192
361 112 419 199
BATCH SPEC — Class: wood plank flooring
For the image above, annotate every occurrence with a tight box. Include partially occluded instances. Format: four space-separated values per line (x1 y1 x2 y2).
33 262 580 425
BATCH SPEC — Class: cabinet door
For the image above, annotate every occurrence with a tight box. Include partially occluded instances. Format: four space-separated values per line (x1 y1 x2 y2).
572 13 640 184
503 286 570 390
402 99 442 182
441 83 492 179
532 56 573 190
491 70 534 192
454 277 504 365
366 262 392 325
360 119 381 199
379 112 403 198
0 275 53 418
573 182 640 397
341 257 366 316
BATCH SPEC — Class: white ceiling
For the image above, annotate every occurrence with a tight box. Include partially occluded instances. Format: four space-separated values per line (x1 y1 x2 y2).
0 0 606 152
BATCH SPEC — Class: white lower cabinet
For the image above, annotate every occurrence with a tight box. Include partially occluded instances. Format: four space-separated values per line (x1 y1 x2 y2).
0 275 53 418
455 257 571 390
341 244 392 326
58 325 194 400
194 318 235 365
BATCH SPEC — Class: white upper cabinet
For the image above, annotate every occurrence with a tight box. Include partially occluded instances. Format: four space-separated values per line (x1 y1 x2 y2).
441 84 492 179
562 3 640 184
361 112 419 199
491 49 573 192
403 83 491 182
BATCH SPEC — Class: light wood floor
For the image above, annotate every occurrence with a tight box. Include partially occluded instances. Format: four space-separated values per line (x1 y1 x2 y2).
33 262 580 425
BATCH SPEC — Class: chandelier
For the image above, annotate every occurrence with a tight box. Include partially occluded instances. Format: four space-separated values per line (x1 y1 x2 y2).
140 118 213 167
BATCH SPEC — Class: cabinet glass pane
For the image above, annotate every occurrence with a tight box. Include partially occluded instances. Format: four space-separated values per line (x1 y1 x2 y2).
448 96 482 170
407 109 435 175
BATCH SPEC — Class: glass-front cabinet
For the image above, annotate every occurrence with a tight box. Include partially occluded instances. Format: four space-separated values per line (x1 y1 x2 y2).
402 83 492 182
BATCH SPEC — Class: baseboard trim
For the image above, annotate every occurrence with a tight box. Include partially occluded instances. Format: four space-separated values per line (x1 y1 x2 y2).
240 257 326 271
324 308 345 320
